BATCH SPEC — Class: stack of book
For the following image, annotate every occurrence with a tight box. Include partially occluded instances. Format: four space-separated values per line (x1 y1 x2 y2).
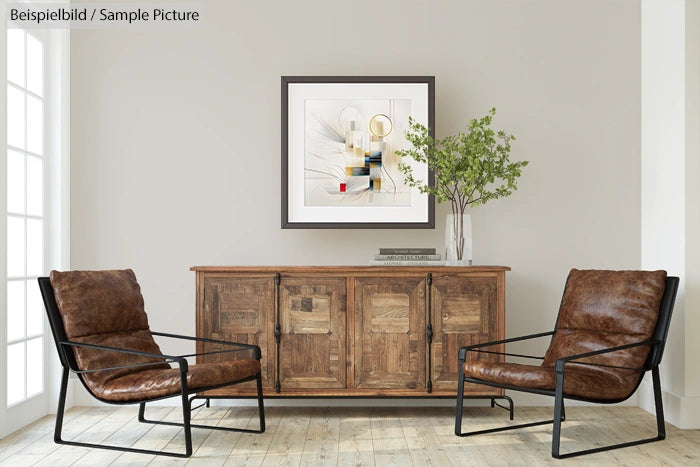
370 248 445 266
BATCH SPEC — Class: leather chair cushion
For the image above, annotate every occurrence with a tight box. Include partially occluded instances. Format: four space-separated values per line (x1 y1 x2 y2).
464 269 667 401
465 361 555 389
50 269 152 338
89 359 262 402
71 330 172 394
542 269 667 400
551 269 667 337
50 269 172 396
464 360 642 400
49 269 261 403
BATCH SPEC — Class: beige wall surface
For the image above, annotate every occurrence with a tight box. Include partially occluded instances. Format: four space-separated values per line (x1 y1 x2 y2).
686 0 700 418
70 0 642 402
682 0 700 427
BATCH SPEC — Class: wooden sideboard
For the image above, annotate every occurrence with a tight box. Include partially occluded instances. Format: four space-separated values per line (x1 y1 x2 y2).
191 265 509 397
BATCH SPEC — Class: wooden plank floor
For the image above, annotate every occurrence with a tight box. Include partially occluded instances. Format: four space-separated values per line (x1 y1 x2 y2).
0 405 698 466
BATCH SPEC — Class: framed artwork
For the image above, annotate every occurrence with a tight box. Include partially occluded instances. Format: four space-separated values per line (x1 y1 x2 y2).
281 76 435 229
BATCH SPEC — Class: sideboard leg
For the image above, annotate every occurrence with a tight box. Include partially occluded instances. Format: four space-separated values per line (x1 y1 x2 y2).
463 395 514 420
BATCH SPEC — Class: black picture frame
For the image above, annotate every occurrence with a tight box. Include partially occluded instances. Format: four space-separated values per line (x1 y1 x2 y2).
281 76 435 229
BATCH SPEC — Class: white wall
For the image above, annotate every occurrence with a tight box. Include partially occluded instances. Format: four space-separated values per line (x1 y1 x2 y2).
640 0 686 417
640 0 700 429
69 1 643 406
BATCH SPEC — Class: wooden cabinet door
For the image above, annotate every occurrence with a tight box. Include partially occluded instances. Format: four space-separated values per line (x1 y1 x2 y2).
278 277 346 389
354 276 426 390
197 275 275 392
430 274 500 393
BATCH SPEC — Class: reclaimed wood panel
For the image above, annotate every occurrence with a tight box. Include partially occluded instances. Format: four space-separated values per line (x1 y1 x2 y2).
197 275 275 392
279 276 346 389
430 273 501 394
354 275 426 390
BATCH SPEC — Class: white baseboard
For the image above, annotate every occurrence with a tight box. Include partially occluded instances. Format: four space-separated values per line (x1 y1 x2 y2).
638 380 700 429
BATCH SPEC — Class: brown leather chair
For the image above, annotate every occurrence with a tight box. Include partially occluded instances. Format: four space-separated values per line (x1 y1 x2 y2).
455 269 679 459
39 269 265 458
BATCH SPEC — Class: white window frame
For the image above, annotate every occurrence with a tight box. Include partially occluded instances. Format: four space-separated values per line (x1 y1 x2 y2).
1 11 70 438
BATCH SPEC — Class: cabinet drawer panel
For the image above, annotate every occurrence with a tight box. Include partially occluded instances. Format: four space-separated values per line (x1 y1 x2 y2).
431 275 499 392
198 276 275 391
354 276 426 389
279 277 346 389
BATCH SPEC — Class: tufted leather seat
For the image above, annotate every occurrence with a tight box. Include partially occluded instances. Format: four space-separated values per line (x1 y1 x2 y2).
464 269 667 401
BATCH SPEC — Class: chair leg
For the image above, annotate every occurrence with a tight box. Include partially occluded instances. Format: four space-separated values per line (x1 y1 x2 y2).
53 368 70 444
552 371 565 457
57 373 264 458
256 372 266 433
491 395 514 420
137 402 146 422
551 365 667 459
455 373 551 437
140 373 265 435
54 373 191 457
455 377 563 437
561 399 566 421
653 366 666 440
181 388 193 457
454 365 466 436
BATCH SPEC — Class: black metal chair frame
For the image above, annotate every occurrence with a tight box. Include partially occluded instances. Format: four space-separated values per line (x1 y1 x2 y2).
39 277 265 458
455 276 679 459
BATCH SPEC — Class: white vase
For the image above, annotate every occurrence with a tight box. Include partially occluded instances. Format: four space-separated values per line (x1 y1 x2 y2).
445 213 472 266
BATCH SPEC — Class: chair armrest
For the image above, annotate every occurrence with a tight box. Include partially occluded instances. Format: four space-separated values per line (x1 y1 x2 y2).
59 340 187 373
553 339 660 374
151 331 262 360
458 331 555 362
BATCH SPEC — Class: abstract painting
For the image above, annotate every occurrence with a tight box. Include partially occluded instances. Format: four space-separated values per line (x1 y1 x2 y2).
282 76 434 228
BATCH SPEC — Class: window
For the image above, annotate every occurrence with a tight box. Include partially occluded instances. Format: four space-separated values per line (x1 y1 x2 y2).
6 27 45 407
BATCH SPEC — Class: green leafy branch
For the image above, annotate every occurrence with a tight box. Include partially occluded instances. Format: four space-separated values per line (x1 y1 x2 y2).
396 108 528 219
